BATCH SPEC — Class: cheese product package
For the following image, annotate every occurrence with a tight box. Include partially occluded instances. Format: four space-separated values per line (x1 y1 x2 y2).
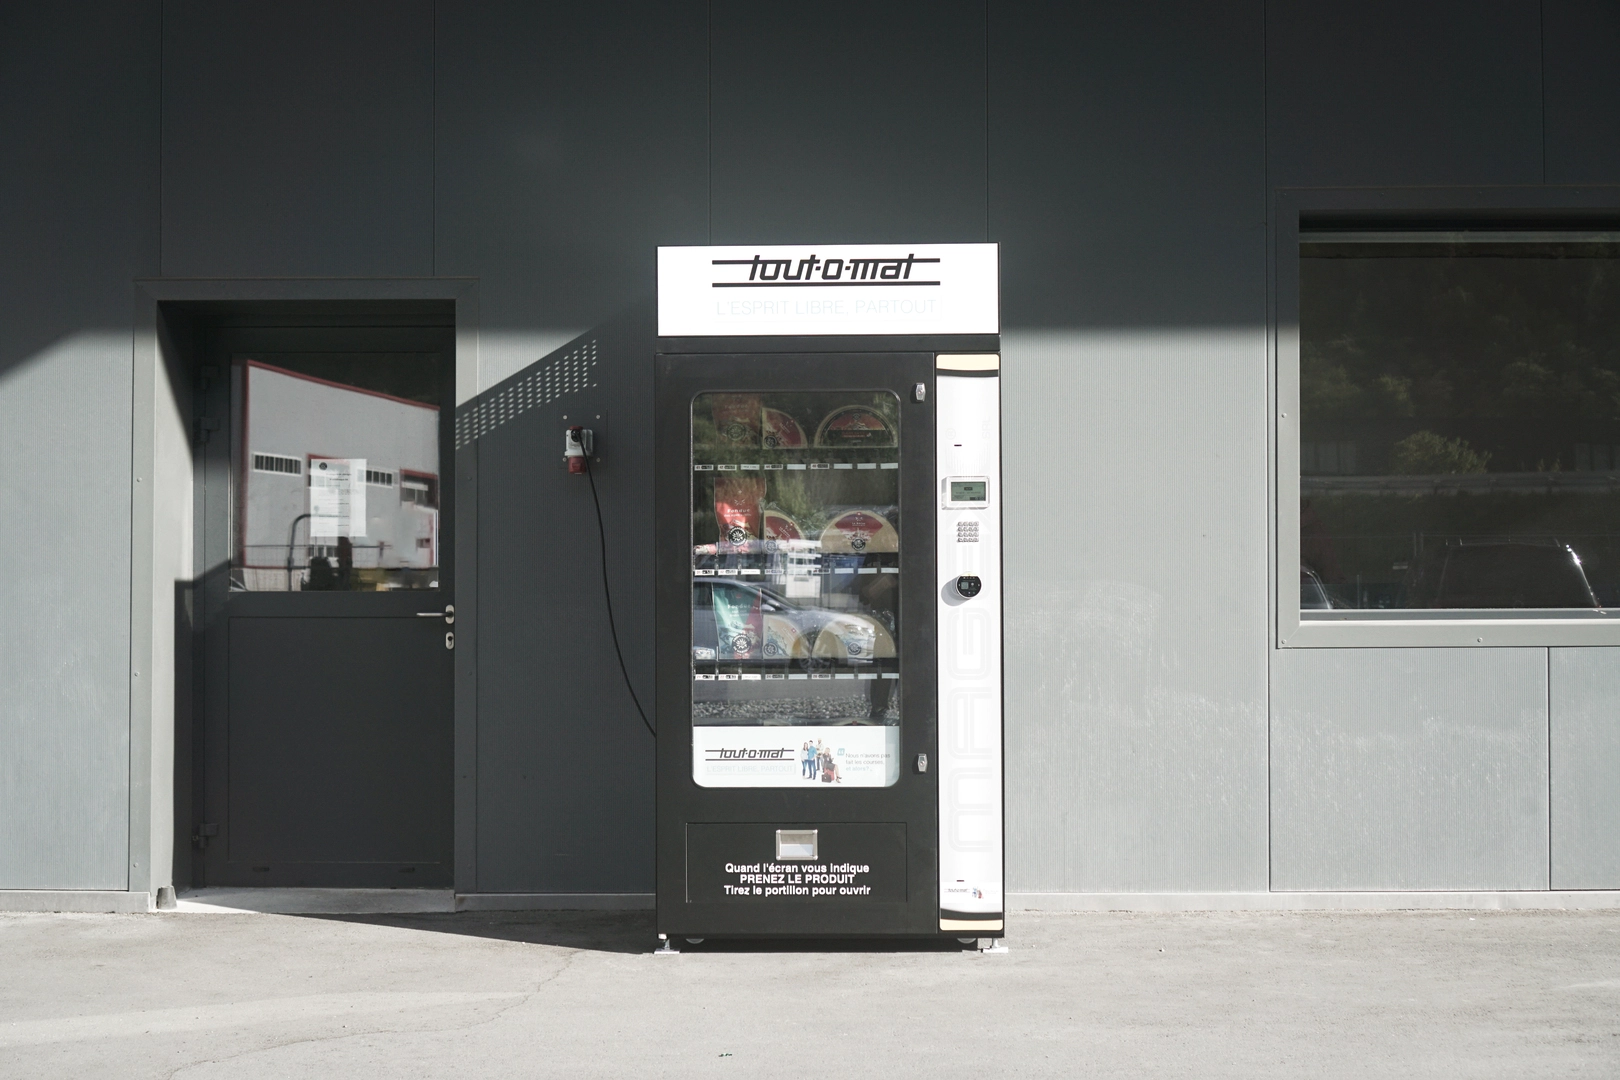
813 404 896 448
761 407 808 449
761 507 804 552
713 475 766 545
811 612 897 661
710 394 762 446
712 582 763 660
819 508 899 553
762 613 809 660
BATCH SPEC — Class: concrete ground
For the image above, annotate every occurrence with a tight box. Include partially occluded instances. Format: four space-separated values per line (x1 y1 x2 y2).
3 909 1618 1078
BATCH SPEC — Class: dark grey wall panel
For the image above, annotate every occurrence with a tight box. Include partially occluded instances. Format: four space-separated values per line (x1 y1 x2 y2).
160 0 434 278
709 0 987 245
1272 648 1550 891
1549 648 1620 889
468 320 656 893
991 1 1266 328
435 1 706 395
0 1 159 888
1267 1 1544 188
435 3 705 892
991 3 1269 891
1543 0 1620 183
436 2 707 347
0 2 160 370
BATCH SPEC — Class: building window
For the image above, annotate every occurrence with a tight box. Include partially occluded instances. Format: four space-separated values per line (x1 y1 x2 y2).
364 468 395 487
1299 231 1620 612
400 474 437 508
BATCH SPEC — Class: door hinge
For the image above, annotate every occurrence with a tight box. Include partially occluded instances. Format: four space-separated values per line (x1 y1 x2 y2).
195 417 220 445
193 822 219 849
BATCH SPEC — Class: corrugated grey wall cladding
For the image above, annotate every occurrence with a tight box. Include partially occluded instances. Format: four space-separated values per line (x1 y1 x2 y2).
1549 648 1620 889
991 0 1266 329
992 2 1268 892
434 2 709 332
1266 0 1544 186
6 0 1620 895
471 317 656 893
709 0 987 245
0 0 159 889
1002 329 1270 892
1542 0 1620 183
159 0 435 277
1271 648 1551 892
433 2 703 891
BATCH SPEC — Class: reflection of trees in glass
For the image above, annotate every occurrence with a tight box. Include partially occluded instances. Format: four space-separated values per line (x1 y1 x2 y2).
691 391 902 546
1301 243 1620 474
1300 241 1620 608
1388 431 1489 474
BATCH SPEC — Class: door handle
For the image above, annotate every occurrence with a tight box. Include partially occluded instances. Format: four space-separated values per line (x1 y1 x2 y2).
417 604 455 624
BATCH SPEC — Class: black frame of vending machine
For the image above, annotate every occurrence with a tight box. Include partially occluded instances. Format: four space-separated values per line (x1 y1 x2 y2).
654 333 997 939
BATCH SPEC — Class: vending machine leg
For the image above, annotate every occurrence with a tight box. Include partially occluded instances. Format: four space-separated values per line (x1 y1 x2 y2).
654 935 680 957
978 937 1008 955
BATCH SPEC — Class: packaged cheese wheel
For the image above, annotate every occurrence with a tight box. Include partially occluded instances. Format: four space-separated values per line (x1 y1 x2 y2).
762 614 809 660
811 613 897 661
813 404 895 447
761 408 808 449
710 394 762 446
819 509 899 553
761 508 803 553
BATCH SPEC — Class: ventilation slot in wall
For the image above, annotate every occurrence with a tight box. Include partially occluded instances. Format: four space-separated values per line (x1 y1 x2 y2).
455 339 599 450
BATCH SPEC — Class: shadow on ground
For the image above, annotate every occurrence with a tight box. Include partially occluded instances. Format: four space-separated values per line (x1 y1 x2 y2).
308 909 973 954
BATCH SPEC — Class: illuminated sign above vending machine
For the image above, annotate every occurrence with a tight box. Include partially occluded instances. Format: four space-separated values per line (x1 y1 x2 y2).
657 243 999 337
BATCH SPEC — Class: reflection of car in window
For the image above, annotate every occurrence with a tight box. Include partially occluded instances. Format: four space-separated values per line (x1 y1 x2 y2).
692 579 893 666
1401 541 1601 609
1300 565 1336 610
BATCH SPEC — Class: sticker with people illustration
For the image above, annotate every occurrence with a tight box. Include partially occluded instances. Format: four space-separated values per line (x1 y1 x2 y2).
691 726 899 788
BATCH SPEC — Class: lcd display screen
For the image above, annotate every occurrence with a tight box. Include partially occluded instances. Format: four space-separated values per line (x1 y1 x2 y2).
950 480 987 502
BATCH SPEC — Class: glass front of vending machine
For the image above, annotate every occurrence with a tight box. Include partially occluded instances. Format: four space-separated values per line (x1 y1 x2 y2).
653 242 1003 941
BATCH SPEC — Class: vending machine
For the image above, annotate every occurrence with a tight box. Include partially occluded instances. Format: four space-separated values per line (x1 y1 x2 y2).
653 244 1002 940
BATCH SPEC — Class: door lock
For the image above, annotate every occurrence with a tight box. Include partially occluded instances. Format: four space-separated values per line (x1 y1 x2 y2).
954 575 983 599
417 604 455 624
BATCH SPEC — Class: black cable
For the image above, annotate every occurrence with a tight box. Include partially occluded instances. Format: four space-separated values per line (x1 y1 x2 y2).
583 454 656 737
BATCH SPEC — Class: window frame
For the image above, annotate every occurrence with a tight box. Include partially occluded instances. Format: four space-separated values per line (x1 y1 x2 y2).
1274 187 1620 648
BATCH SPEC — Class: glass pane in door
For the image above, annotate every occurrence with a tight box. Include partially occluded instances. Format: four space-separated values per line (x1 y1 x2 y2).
690 390 902 788
231 353 443 592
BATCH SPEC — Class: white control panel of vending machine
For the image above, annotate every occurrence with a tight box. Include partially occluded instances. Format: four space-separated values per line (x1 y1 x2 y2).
935 354 1004 933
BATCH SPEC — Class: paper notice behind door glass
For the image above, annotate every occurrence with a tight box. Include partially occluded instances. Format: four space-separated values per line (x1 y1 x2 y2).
309 457 367 538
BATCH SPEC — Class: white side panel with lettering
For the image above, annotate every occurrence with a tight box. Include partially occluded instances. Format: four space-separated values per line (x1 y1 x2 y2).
936 356 1004 928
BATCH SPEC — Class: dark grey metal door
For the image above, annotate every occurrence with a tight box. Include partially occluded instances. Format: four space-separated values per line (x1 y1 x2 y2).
196 325 455 887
